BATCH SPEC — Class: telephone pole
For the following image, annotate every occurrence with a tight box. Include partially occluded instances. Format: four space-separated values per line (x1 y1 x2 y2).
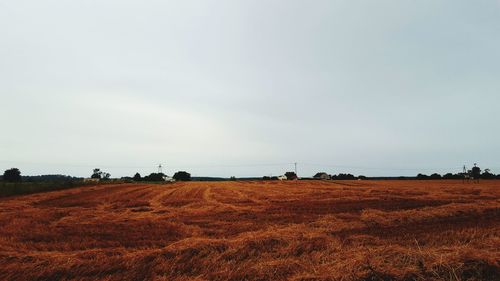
294 162 298 176
463 165 468 183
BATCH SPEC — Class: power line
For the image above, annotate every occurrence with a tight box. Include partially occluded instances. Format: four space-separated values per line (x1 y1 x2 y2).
300 162 467 171
0 160 295 170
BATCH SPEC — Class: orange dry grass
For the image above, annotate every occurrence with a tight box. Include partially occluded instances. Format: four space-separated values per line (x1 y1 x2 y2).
0 180 498 280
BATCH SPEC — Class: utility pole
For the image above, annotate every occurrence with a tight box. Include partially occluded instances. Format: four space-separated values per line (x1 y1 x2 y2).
158 164 163 174
294 162 298 176
463 165 468 184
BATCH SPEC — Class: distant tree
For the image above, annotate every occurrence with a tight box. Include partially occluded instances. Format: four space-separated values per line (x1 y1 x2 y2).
133 173 142 181
91 168 102 179
143 173 165 182
230 176 237 181
416 173 429 180
173 171 191 181
22 174 76 182
262 176 271 180
358 175 368 180
429 173 442 179
442 173 451 179
285 172 298 180
442 173 459 179
331 173 356 180
91 168 110 180
343 173 356 180
481 169 495 179
3 168 21 182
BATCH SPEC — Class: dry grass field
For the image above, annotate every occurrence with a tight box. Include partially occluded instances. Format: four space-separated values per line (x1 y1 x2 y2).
0 180 499 281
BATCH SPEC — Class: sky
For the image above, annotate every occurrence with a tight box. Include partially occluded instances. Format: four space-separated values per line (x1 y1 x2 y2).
1 0 500 178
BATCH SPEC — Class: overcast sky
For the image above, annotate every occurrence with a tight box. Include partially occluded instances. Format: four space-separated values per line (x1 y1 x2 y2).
1 0 500 178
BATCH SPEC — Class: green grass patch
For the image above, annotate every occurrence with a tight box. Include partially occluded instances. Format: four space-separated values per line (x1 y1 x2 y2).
0 180 91 197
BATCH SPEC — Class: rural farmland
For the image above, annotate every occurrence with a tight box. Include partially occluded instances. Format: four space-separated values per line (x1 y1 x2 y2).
0 180 498 280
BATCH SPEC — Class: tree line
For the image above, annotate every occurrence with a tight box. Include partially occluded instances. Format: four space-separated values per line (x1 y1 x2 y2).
126 171 191 182
2 165 500 183
310 164 500 180
416 167 499 180
0 168 193 183
88 168 192 182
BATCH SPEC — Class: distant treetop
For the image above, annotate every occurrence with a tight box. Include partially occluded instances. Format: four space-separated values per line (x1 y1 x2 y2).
3 168 21 182
173 171 191 181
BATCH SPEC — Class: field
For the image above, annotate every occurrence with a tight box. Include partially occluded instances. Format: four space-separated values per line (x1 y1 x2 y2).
0 180 499 281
